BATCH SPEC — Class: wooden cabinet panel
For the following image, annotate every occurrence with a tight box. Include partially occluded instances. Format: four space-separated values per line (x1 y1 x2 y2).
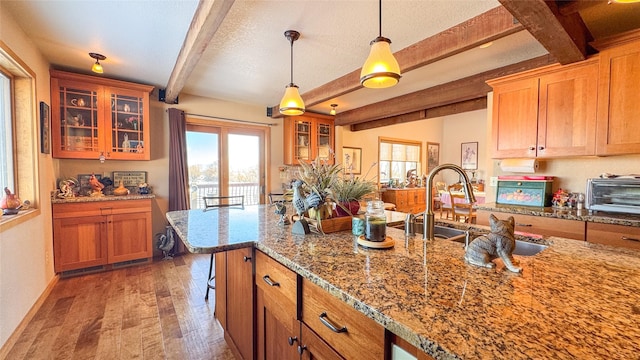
488 59 598 159
255 251 298 360
226 247 254 360
50 70 153 160
476 210 585 240
300 323 343 360
284 114 335 165
586 222 640 250
595 36 640 155
215 252 227 329
52 199 152 273
302 279 384 360
382 189 426 213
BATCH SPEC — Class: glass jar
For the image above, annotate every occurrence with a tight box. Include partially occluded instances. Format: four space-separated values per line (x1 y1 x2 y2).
365 200 386 242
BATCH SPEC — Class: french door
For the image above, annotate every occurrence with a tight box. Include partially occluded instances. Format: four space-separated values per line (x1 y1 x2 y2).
186 118 268 209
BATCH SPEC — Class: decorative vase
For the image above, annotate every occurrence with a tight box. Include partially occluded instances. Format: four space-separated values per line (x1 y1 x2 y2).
334 200 361 217
113 181 129 196
1 187 21 209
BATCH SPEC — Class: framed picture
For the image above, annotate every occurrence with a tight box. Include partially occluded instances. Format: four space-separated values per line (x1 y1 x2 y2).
342 147 362 175
427 142 440 173
40 101 50 154
77 173 102 196
461 142 478 170
113 171 147 187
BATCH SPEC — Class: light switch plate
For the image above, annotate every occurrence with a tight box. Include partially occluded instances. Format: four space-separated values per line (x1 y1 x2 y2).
490 176 498 186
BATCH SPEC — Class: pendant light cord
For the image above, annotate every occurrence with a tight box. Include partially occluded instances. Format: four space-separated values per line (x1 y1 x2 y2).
378 0 382 37
290 38 294 84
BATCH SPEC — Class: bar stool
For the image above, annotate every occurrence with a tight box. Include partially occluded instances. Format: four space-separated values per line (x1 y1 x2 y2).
203 195 245 300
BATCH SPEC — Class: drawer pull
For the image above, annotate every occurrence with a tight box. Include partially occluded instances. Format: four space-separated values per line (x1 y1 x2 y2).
621 236 640 243
319 312 347 333
262 275 280 287
516 223 532 227
288 336 297 346
243 256 252 262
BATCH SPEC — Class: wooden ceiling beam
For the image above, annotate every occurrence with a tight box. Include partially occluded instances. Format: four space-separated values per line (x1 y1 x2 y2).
498 0 592 64
163 0 235 104
335 54 556 127
557 0 604 16
268 5 523 117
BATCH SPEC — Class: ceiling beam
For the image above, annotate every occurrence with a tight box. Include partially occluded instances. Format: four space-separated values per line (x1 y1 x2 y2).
335 54 556 127
268 5 523 117
557 0 604 16
350 98 488 132
498 0 592 64
163 0 235 104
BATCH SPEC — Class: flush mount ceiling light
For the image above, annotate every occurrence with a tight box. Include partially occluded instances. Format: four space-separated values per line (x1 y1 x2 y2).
360 0 401 89
89 52 106 74
330 104 338 116
279 30 305 116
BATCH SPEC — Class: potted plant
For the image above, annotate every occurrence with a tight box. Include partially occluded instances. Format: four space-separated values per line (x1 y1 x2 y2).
297 156 342 220
332 174 377 217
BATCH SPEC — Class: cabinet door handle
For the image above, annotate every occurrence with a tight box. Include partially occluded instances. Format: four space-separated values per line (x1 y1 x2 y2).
621 236 640 242
319 312 347 333
516 223 532 227
538 146 545 151
262 275 280 287
243 256 252 262
529 146 536 151
287 336 297 346
297 345 307 354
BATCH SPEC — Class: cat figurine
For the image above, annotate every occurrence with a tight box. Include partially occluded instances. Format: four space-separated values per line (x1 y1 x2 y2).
465 214 521 273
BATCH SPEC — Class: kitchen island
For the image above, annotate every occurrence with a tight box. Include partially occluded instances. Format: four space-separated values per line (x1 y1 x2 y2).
166 205 640 359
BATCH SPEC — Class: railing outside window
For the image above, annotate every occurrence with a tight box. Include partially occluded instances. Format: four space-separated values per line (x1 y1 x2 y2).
189 182 260 209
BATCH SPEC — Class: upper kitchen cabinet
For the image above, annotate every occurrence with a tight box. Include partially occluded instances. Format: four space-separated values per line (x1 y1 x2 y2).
592 30 640 156
488 59 598 159
283 113 334 165
50 70 154 160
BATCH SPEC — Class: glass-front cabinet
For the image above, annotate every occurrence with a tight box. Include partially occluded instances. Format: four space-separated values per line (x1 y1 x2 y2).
50 70 154 160
283 114 335 165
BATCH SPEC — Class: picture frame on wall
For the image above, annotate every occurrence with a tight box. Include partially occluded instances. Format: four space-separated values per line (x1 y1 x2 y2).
427 142 440 174
342 147 362 175
461 142 478 170
40 101 50 154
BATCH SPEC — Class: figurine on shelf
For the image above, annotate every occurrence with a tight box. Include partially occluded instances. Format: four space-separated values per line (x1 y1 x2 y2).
138 182 150 194
1 187 22 214
113 181 130 196
89 173 105 197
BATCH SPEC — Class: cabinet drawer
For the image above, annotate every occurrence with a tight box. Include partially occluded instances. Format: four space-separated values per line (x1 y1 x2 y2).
586 222 640 250
302 279 384 360
53 199 151 218
255 251 297 308
477 211 585 240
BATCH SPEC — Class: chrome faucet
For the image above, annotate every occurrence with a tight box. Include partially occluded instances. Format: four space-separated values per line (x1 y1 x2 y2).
423 163 476 241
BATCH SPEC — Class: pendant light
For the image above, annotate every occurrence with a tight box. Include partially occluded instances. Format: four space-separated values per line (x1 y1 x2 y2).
279 30 305 116
89 52 106 74
330 104 338 116
360 0 401 88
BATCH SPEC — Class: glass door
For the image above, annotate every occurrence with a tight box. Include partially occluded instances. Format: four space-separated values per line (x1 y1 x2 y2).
186 126 220 209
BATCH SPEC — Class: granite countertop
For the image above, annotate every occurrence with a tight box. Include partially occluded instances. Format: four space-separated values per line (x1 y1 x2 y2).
476 202 640 227
51 193 155 204
166 205 640 360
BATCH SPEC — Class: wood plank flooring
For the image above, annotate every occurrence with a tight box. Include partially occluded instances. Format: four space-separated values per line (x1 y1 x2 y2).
3 254 236 360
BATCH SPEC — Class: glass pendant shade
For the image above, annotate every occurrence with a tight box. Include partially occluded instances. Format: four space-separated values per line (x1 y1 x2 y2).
92 61 103 74
360 37 401 88
279 84 305 116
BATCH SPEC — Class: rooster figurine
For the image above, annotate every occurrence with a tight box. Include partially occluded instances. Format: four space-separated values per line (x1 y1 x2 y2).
291 179 322 234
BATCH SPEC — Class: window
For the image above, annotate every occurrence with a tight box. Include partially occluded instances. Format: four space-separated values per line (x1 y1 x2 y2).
379 137 422 185
0 70 14 192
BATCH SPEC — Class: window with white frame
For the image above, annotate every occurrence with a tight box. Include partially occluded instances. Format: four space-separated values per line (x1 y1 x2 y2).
378 138 421 186
0 69 15 192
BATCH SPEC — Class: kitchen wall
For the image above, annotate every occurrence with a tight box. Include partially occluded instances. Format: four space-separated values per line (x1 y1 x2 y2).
0 4 57 349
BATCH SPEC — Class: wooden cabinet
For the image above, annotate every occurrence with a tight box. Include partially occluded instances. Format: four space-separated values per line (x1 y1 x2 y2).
255 251 299 360
586 222 640 250
50 70 153 160
593 31 640 155
299 322 343 360
284 114 334 165
301 278 384 360
488 59 598 159
52 199 152 273
382 188 426 213
476 210 585 240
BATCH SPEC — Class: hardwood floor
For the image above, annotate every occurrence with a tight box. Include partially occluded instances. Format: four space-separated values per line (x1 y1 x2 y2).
3 254 236 360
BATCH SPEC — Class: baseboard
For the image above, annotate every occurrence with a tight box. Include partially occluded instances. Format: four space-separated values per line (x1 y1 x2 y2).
0 273 60 358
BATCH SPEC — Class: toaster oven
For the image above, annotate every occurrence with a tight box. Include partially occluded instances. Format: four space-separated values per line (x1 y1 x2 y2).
586 178 640 215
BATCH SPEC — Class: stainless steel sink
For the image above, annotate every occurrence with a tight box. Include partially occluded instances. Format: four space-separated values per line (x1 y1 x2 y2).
449 237 547 256
391 223 467 242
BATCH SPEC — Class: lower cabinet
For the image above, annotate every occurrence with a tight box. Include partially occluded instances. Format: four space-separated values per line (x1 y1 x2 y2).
382 188 426 213
586 222 640 250
52 199 152 273
299 322 343 360
215 247 254 360
476 210 585 240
